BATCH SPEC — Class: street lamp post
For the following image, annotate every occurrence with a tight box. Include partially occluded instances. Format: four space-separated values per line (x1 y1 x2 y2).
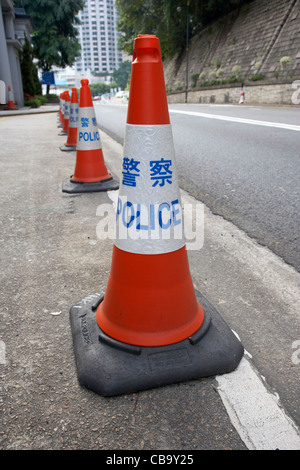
185 0 190 104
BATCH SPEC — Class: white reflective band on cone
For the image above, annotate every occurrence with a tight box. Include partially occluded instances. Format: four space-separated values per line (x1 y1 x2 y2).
69 103 79 128
64 103 70 118
77 106 102 151
115 124 185 255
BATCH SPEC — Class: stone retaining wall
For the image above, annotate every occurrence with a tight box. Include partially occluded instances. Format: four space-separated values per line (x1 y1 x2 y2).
167 81 300 106
164 0 300 103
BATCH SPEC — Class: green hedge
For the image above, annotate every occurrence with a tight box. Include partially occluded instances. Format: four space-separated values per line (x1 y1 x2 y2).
24 95 48 108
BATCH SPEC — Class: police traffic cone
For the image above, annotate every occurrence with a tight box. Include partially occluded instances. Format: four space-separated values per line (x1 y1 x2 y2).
61 92 66 123
57 93 64 128
62 79 118 193
60 88 79 152
7 86 15 110
59 91 70 135
58 91 66 129
69 35 243 396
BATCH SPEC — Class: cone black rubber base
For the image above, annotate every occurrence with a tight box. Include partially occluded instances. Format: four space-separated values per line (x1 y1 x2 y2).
62 176 119 193
60 144 76 152
69 291 244 397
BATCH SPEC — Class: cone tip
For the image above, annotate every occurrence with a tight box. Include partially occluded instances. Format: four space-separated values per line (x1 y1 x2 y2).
79 79 93 107
127 34 169 125
134 34 160 49
71 88 78 103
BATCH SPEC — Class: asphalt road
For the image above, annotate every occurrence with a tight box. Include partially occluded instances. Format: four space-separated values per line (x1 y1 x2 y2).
95 102 300 272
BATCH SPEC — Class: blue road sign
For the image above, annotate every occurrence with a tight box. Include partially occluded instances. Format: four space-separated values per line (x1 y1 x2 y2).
42 72 55 85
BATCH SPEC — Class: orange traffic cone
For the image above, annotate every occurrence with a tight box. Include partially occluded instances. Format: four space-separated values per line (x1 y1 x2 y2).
59 90 70 135
60 88 79 152
62 79 118 193
69 35 243 396
60 92 66 124
7 86 15 110
57 92 64 128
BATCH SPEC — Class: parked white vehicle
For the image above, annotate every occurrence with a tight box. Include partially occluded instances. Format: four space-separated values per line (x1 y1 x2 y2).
115 90 128 98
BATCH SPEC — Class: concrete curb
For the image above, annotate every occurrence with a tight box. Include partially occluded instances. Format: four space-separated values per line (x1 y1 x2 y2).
0 105 59 117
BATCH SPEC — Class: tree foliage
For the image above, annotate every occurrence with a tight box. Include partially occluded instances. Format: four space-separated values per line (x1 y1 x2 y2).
89 82 111 97
14 0 84 72
111 60 132 90
19 35 41 95
116 0 253 59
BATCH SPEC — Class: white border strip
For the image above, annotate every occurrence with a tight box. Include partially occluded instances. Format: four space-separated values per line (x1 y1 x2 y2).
169 109 300 132
216 350 300 450
0 340 7 365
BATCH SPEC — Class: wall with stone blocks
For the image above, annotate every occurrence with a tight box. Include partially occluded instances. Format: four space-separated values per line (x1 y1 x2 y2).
167 82 299 106
164 0 300 104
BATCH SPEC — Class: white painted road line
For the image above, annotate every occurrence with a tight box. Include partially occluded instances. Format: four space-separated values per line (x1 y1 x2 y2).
169 109 300 132
0 340 7 365
216 352 300 450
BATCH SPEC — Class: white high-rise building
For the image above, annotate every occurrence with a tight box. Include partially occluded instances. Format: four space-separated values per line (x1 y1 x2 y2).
75 0 123 75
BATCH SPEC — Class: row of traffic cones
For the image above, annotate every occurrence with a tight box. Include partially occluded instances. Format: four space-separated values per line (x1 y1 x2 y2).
59 88 79 151
58 82 118 193
60 34 243 397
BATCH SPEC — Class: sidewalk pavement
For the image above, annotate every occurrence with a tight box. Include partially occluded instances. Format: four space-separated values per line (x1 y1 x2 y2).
0 109 247 452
